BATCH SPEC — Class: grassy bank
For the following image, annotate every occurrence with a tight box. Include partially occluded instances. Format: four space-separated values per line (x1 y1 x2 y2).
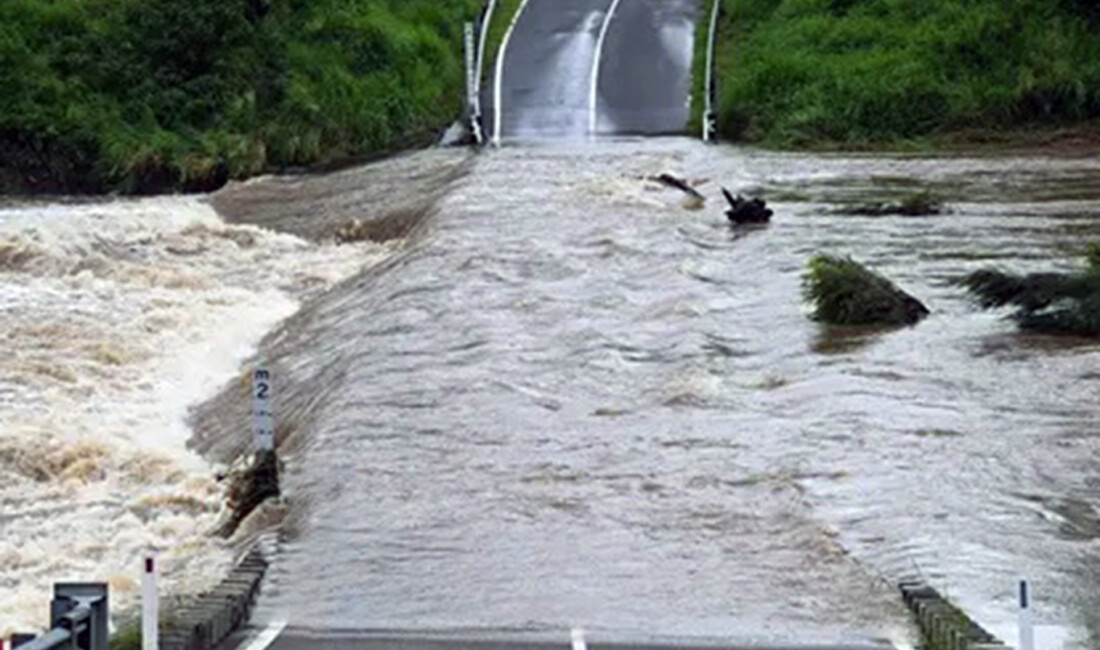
480 0 525 87
0 0 482 194
711 0 1100 147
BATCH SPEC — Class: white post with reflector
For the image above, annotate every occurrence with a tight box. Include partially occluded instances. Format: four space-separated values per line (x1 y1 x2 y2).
142 555 158 650
1018 579 1034 650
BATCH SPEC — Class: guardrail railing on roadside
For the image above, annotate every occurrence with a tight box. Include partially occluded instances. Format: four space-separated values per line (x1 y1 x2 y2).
11 584 109 650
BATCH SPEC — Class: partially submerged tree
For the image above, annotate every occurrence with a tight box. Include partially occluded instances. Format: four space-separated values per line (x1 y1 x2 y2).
958 243 1100 334
803 254 930 326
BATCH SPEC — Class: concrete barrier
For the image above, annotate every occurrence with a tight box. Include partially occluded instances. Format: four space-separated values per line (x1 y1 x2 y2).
898 582 1008 650
159 548 269 650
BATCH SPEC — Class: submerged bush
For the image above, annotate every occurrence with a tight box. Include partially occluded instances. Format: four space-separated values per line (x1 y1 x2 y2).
714 0 1100 145
959 243 1100 335
0 0 482 193
803 254 929 326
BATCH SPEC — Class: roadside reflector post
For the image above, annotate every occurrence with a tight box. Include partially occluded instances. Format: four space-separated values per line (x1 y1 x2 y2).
1018 579 1034 650
142 556 158 650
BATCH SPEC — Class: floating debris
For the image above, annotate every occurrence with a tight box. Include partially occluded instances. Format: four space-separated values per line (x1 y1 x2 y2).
722 187 772 224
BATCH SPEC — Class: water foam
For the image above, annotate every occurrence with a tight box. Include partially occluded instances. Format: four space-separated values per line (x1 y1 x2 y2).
0 196 388 636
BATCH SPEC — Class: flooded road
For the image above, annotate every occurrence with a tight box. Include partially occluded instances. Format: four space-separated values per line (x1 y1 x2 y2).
3 137 1099 648
194 140 1100 647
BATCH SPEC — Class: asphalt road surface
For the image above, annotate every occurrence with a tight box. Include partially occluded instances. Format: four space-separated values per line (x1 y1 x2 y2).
486 0 700 141
229 625 897 650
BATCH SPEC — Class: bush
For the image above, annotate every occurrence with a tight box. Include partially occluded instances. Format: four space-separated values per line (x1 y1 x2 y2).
0 0 482 193
958 243 1100 335
803 254 929 326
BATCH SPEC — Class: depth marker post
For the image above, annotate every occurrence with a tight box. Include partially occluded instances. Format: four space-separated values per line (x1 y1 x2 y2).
142 555 159 650
1018 579 1034 650
252 362 274 452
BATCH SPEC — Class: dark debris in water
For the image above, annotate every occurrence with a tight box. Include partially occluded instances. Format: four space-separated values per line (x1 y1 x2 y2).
830 191 945 216
957 243 1100 335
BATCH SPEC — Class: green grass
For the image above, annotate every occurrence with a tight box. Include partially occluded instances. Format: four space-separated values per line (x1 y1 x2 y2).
958 242 1100 335
803 254 930 326
479 0 524 88
0 0 483 194
711 0 1100 147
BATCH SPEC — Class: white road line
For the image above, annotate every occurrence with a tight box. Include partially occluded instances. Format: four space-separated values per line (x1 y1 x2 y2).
238 620 287 650
492 0 535 147
588 0 624 136
570 627 588 650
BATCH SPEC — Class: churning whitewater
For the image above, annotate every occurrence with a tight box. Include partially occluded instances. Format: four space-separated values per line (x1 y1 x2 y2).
0 192 396 635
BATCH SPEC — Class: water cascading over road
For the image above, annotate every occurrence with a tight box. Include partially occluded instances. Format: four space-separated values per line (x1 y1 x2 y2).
197 140 1100 650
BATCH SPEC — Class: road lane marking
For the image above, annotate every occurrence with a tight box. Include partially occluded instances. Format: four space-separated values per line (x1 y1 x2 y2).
492 0 535 146
589 0 624 136
570 627 587 650
238 621 287 650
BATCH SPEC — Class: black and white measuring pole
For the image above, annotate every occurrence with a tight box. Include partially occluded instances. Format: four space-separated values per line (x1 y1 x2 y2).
252 362 274 452
142 555 158 650
1018 579 1034 650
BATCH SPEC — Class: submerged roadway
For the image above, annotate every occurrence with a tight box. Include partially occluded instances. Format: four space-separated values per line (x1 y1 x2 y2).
220 3 915 650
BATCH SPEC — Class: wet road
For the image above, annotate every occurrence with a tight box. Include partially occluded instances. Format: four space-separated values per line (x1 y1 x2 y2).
488 0 699 141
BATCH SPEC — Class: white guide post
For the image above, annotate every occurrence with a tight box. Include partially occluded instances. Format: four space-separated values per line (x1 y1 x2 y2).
142 555 159 650
252 363 274 452
703 0 720 142
1018 579 1034 650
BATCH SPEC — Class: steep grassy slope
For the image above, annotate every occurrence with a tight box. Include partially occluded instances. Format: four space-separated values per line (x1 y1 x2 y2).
711 0 1100 146
0 0 481 193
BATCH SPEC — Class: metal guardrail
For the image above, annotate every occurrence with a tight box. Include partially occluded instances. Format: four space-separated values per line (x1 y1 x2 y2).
11 584 109 650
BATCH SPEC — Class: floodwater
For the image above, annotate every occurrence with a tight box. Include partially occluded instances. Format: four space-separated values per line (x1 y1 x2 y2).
3 139 1100 649
200 140 1098 648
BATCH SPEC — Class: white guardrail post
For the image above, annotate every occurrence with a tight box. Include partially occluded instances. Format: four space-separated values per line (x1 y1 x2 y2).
142 556 159 650
1018 579 1035 650
703 0 720 142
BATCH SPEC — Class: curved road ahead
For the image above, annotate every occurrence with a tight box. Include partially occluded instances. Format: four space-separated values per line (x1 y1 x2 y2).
487 0 700 142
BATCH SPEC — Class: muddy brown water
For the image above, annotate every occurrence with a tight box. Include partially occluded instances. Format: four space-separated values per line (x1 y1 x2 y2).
195 139 1100 648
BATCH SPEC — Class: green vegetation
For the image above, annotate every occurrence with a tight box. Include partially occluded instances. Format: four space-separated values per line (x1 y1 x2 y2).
110 620 141 650
959 242 1100 335
480 0 524 87
803 254 930 325
712 0 1100 146
833 191 944 216
0 0 482 194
